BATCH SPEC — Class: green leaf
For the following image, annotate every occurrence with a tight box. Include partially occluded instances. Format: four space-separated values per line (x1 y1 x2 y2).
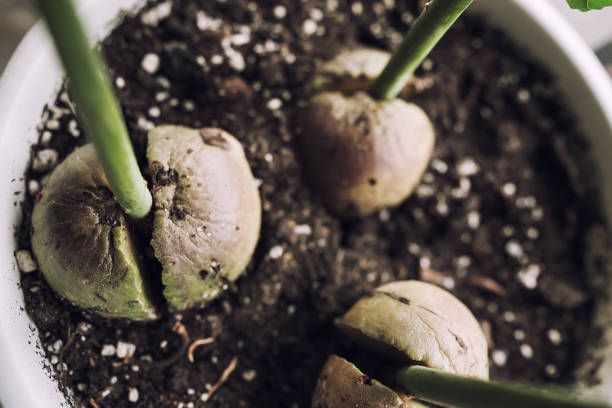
566 0 588 10
566 0 612 10
589 0 612 9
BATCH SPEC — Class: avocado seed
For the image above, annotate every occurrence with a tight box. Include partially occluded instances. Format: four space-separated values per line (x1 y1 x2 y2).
148 125 261 311
31 144 157 320
297 48 434 217
31 125 261 318
296 92 434 216
312 280 488 407
312 355 425 408
338 280 489 379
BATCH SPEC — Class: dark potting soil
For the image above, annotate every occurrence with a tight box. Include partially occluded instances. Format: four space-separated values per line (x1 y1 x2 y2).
17 0 610 407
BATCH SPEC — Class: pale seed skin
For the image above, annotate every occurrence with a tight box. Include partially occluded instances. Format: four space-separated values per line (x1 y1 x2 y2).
298 48 434 217
338 280 489 379
31 144 157 320
297 92 434 216
306 48 391 96
148 125 261 311
312 355 425 408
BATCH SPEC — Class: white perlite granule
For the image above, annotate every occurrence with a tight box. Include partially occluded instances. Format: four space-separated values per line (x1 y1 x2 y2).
226 47 246 71
197 11 222 31
505 240 523 258
46 119 60 130
431 158 448 174
141 53 160 74
15 250 38 273
456 157 479 176
101 344 116 357
148 106 161 118
517 264 541 289
141 1 172 25
273 5 287 18
267 98 282 110
517 88 530 103
137 117 155 130
467 211 480 229
128 387 139 402
293 224 312 235
41 131 52 144
492 350 507 366
514 330 525 341
269 245 283 259
32 149 59 172
116 341 136 359
547 329 562 345
302 19 317 35
520 344 534 359
68 119 80 137
242 369 257 382
502 182 516 196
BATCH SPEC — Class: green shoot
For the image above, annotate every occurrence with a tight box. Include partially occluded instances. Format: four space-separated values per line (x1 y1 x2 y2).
396 365 612 408
369 0 473 100
566 0 612 11
36 0 152 218
369 0 611 101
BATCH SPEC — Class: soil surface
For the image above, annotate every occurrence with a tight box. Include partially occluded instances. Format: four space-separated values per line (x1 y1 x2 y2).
17 0 609 407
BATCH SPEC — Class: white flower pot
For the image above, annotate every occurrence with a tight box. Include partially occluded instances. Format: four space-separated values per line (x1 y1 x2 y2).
0 0 611 406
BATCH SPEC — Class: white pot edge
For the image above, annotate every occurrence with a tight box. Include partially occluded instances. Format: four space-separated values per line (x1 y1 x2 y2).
0 0 611 406
0 2 145 407
471 0 612 400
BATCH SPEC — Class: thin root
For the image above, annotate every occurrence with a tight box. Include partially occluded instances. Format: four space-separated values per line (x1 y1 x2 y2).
468 275 507 297
202 356 238 402
89 397 100 408
145 321 190 369
187 337 215 363
59 329 77 384
173 321 189 337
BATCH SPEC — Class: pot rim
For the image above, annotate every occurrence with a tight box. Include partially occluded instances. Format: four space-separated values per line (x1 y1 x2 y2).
0 1 145 406
471 1 612 398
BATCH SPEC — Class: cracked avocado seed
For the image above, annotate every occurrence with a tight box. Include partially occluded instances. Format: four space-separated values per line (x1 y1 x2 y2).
312 281 487 407
338 280 489 379
31 144 157 320
296 92 434 216
312 355 426 408
148 125 261 311
31 126 261 319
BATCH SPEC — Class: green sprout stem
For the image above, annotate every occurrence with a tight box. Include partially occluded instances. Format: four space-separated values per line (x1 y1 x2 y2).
37 0 152 218
396 365 612 408
369 0 473 100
